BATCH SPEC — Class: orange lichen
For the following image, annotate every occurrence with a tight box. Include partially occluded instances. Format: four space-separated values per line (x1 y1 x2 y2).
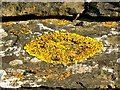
2 22 15 26
103 22 117 27
41 19 70 25
58 70 71 80
24 32 103 65
20 26 31 34
14 72 23 80
8 25 31 35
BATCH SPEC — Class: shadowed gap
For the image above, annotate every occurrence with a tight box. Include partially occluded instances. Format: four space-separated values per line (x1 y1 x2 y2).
1 14 120 22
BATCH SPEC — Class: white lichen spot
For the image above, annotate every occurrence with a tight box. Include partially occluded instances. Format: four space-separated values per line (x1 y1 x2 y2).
106 46 119 54
16 69 25 73
60 29 66 32
102 47 107 52
50 22 53 24
33 32 42 36
111 28 116 31
54 30 59 32
37 23 54 31
30 83 41 87
13 47 21 57
0 77 22 88
0 40 4 47
6 53 12 56
18 21 29 24
102 66 114 73
0 70 7 80
67 24 73 26
110 31 120 35
0 28 8 39
103 40 110 45
30 57 41 63
20 50 26 55
66 64 98 74
0 51 5 57
95 37 102 41
5 40 13 46
24 56 31 61
9 60 23 66
117 58 120 63
44 31 49 34
5 46 22 56
5 47 14 52
101 35 108 38
37 78 42 82
107 68 114 73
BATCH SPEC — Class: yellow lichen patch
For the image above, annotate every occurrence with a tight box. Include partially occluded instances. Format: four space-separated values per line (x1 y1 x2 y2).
24 32 103 65
58 70 71 80
8 29 18 35
41 19 70 25
8 25 31 35
2 22 16 26
20 26 31 34
103 22 117 27
14 72 23 80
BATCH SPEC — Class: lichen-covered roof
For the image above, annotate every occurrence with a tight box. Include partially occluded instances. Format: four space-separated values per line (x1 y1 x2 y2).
24 32 103 64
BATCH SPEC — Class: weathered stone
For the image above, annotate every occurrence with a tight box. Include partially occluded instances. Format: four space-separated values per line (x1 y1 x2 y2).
0 28 8 39
117 58 120 63
9 60 23 66
0 70 7 80
85 2 120 17
30 57 41 63
1 16 120 89
1 2 84 17
4 40 13 46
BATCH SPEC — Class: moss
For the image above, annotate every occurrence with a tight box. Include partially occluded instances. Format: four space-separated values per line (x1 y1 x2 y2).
24 32 103 65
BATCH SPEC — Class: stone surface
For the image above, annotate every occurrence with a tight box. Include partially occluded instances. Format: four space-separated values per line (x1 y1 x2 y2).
9 60 23 66
30 57 41 63
85 2 120 17
1 19 119 89
0 28 8 39
0 2 120 89
0 70 7 80
1 2 84 17
1 2 120 18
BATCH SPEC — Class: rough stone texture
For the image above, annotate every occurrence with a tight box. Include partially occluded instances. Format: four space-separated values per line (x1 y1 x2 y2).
0 2 120 89
1 18 120 89
1 2 120 18
1 2 84 17
9 60 23 66
85 2 120 17
0 28 8 39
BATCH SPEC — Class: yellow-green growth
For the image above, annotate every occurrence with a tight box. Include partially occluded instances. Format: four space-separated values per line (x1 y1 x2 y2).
24 32 103 64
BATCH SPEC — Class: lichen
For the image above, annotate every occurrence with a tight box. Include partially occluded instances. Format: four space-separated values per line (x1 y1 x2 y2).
103 22 117 27
8 25 31 35
41 19 70 25
3 22 16 26
24 32 103 64
58 70 71 80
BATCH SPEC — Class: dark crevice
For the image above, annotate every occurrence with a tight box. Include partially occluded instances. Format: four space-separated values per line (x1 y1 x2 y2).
1 13 120 23
79 14 120 22
19 86 83 90
1 14 74 22
78 2 120 22
76 82 87 90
